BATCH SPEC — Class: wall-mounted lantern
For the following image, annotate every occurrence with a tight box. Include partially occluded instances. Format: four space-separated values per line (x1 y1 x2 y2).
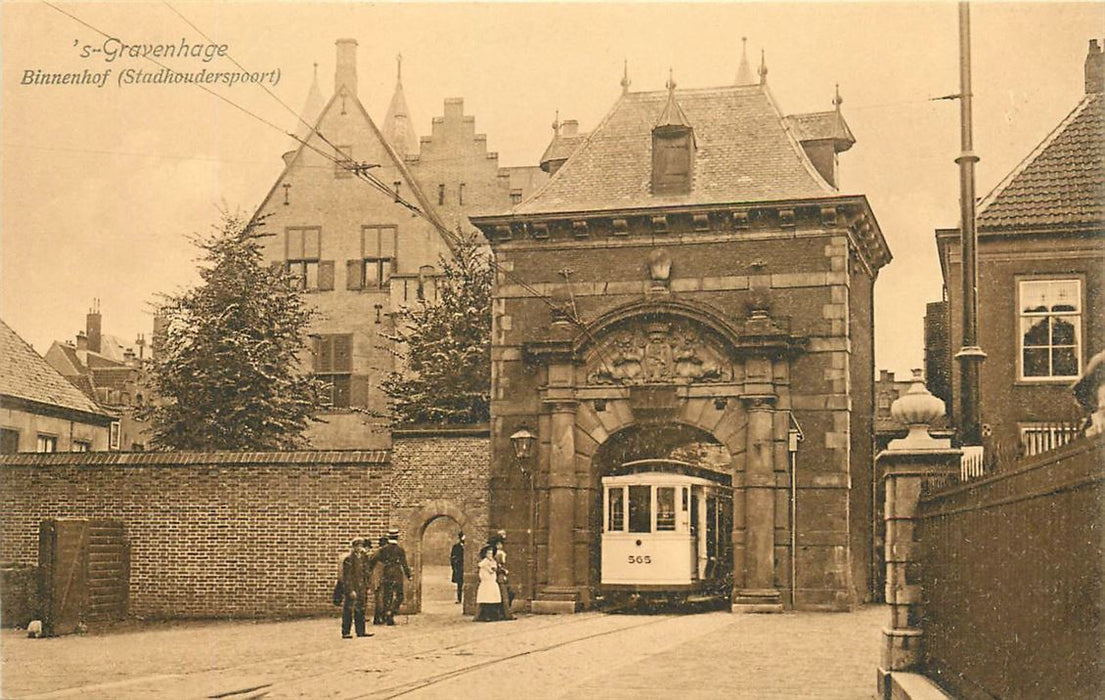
509 427 537 462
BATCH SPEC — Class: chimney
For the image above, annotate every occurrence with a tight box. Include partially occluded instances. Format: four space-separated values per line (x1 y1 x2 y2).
879 369 889 383
1086 39 1104 94
86 300 102 354
561 119 579 137
76 331 88 351
335 38 358 98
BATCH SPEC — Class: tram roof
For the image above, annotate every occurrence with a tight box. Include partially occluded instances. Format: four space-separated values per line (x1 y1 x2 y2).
606 459 732 486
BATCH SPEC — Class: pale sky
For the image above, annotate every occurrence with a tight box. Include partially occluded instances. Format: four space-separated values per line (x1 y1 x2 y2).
2 2 1102 377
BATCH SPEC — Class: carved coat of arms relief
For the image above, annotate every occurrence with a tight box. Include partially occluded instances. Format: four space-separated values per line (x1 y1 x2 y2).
586 321 732 385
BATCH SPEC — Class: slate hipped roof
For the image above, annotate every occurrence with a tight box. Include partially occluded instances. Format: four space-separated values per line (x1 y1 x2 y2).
513 83 837 216
976 92 1103 231
0 319 111 419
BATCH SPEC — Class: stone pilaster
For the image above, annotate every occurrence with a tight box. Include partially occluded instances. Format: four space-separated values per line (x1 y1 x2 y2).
533 396 580 613
733 392 783 613
876 372 960 696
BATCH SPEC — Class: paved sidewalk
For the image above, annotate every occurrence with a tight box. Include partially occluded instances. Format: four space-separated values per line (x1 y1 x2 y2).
2 604 886 699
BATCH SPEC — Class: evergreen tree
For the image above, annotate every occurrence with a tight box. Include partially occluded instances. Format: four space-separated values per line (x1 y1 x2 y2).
380 234 492 425
144 213 319 450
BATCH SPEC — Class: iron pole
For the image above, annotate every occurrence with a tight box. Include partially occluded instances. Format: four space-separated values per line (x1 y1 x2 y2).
954 0 986 446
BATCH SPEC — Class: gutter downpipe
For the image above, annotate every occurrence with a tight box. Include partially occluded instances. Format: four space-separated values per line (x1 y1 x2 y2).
788 413 804 609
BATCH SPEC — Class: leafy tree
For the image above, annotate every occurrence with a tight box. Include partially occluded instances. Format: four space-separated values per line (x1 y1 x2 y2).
380 233 492 425
144 213 319 450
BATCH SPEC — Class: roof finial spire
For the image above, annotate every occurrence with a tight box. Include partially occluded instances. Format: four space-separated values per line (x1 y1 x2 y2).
758 49 768 85
313 62 318 80
666 67 676 92
396 53 402 82
552 109 560 136
833 83 843 111
736 37 754 85
621 59 631 94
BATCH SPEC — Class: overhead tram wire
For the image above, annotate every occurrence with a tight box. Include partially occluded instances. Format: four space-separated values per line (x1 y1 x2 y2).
39 1 368 186
160 1 363 171
44 0 619 377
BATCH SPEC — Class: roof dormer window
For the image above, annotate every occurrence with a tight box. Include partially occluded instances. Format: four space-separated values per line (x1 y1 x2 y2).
651 73 694 196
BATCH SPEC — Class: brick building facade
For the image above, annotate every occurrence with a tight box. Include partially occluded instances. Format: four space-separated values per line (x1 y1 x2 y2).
1 318 114 455
933 40 1104 456
254 41 544 449
473 68 890 612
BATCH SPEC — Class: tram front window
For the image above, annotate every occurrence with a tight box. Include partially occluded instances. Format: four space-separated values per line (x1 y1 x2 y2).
656 487 676 531
608 487 624 531
628 485 651 533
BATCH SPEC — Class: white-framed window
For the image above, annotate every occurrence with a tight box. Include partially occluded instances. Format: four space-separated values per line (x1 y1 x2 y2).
313 333 353 409
1019 423 1081 457
286 227 321 290
1018 278 1082 380
109 421 121 450
334 145 353 179
36 434 57 453
361 225 397 288
71 440 92 453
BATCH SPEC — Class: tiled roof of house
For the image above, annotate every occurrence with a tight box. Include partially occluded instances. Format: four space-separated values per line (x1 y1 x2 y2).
513 83 835 216
977 92 1104 231
0 319 110 417
539 132 588 170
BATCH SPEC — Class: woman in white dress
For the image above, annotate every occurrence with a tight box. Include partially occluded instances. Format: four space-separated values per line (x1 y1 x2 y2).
475 544 502 621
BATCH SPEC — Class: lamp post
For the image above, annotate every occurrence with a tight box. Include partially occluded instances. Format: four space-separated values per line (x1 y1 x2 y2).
509 427 538 610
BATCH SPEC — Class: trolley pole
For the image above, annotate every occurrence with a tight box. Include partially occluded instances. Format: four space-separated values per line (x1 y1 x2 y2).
954 0 986 446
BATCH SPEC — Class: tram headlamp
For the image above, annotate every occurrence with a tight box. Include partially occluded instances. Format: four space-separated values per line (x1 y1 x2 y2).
509 427 537 462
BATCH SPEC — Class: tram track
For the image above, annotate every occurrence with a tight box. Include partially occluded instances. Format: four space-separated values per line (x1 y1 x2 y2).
348 614 674 700
200 605 642 699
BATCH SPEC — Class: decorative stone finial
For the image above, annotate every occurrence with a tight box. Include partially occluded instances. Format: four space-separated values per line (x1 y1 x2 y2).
888 369 950 450
621 59 631 94
666 68 676 93
758 49 768 84
552 109 560 136
833 83 843 110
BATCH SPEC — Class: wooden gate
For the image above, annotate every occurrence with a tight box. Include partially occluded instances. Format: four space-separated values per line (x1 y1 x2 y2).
39 518 129 636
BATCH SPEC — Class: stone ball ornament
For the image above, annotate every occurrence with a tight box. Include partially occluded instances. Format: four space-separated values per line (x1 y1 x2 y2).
888 369 949 450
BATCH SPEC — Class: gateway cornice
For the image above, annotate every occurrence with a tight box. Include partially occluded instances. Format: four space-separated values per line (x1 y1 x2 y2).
473 194 890 274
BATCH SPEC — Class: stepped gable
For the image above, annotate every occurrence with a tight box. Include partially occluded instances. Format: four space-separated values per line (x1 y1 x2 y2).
514 83 836 216
0 319 109 417
977 92 1103 232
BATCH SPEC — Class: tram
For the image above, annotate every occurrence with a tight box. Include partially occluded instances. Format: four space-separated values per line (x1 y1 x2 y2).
600 459 732 604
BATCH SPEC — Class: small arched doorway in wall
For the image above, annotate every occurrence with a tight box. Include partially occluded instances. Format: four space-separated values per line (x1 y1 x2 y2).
419 515 464 615
586 422 734 605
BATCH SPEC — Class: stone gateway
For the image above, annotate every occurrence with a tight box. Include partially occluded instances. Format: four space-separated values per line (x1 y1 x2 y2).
472 71 890 613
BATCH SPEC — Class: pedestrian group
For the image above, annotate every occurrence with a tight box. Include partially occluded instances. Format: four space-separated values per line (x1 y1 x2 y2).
336 527 411 638
336 527 516 638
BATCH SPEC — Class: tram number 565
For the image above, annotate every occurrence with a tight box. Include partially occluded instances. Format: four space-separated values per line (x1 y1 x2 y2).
627 555 652 564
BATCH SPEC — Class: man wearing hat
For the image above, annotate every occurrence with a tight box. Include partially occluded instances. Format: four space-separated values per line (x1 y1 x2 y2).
340 538 373 638
371 528 412 626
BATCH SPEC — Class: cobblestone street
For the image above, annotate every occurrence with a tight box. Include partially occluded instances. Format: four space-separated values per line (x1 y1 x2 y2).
2 575 885 700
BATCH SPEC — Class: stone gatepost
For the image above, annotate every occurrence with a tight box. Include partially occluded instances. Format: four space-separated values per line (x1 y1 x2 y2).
875 370 960 698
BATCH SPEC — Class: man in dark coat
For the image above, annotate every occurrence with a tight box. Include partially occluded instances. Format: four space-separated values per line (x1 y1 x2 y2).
372 535 388 625
372 528 412 626
340 538 373 638
449 532 465 604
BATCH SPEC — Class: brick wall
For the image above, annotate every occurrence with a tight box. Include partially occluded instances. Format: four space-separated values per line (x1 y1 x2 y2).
391 428 490 614
0 435 493 620
0 451 391 619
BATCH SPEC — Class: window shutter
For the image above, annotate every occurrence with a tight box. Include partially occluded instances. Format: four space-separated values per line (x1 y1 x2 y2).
334 334 353 372
346 259 363 290
317 336 332 373
350 374 371 408
318 260 335 291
